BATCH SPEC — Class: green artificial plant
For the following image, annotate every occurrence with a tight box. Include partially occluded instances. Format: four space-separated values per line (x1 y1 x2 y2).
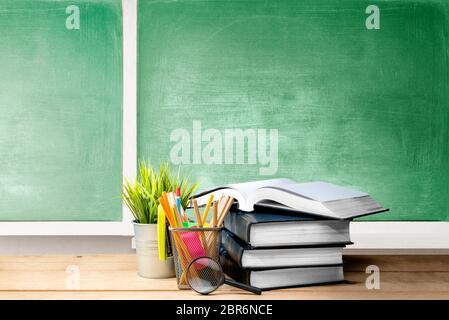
122 161 198 224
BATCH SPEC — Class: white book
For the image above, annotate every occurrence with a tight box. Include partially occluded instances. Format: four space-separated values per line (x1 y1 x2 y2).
242 246 344 269
195 179 387 219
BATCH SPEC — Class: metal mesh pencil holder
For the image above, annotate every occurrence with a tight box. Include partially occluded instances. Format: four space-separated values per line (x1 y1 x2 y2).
169 227 222 289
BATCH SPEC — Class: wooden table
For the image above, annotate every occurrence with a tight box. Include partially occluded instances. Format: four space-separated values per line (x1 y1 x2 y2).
1 254 448 299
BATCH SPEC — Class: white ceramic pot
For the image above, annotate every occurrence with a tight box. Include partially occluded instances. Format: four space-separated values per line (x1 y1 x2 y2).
133 222 175 279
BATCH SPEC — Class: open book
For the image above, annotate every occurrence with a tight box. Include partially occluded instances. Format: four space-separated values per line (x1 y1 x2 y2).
194 179 387 219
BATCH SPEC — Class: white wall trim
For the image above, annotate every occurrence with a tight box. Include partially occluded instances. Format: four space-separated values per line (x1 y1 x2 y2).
0 0 137 236
1 221 449 248
349 222 449 249
0 222 133 236
120 0 137 234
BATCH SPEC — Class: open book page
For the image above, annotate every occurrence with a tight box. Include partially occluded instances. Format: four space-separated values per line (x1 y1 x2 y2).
260 181 368 202
194 178 295 210
254 182 385 219
228 178 295 200
195 179 385 218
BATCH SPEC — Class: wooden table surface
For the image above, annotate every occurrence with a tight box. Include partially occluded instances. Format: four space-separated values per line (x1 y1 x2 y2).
0 254 448 299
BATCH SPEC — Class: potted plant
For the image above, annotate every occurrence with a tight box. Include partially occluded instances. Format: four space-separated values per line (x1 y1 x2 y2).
122 161 198 278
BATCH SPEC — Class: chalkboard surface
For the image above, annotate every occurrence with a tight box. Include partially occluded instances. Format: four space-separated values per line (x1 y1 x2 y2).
0 0 122 220
138 0 449 221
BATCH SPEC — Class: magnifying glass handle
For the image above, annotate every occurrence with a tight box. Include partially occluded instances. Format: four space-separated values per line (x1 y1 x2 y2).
224 278 262 295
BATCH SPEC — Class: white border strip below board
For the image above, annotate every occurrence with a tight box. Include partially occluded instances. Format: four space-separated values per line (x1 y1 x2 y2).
1 222 449 249
348 222 449 249
0 0 137 236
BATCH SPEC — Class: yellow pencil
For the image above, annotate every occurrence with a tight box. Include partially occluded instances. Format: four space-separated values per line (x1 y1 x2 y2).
201 194 214 225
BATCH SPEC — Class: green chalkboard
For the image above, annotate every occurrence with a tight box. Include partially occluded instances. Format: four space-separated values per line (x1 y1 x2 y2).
138 0 449 221
0 0 122 221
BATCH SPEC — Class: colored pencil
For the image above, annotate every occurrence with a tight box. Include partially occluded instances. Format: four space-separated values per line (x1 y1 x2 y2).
201 194 214 225
192 199 203 227
212 201 218 227
160 192 175 227
217 197 234 227
173 202 183 227
218 195 229 217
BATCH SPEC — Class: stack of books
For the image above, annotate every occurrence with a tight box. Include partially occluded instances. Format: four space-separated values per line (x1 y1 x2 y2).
195 179 387 290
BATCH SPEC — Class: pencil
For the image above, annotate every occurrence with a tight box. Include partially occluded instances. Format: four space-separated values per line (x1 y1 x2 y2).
201 194 214 226
218 194 225 212
173 203 183 227
161 192 175 227
160 201 174 227
176 197 186 222
212 201 218 227
218 196 229 218
217 197 234 227
192 199 203 227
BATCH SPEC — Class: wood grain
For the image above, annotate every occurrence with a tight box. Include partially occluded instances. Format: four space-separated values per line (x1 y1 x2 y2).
1 254 449 299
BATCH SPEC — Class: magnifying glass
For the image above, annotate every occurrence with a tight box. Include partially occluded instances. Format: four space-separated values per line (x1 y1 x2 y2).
186 256 262 295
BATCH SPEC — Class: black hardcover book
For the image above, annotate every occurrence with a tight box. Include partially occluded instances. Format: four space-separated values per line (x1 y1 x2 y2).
222 229 346 269
223 207 351 248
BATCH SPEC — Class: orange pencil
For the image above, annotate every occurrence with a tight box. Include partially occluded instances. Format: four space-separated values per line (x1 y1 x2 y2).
161 192 176 227
160 201 174 227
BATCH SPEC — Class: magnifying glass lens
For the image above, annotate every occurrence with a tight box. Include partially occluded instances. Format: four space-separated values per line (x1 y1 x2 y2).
186 257 224 295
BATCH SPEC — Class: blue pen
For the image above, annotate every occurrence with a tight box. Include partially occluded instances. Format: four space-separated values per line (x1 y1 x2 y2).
176 197 182 217
176 187 186 224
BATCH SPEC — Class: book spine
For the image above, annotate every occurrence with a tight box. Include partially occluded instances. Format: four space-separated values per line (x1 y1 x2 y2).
223 210 253 243
221 230 245 267
220 252 251 285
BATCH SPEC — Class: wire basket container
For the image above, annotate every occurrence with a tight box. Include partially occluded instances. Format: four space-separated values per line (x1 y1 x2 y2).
169 227 222 289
